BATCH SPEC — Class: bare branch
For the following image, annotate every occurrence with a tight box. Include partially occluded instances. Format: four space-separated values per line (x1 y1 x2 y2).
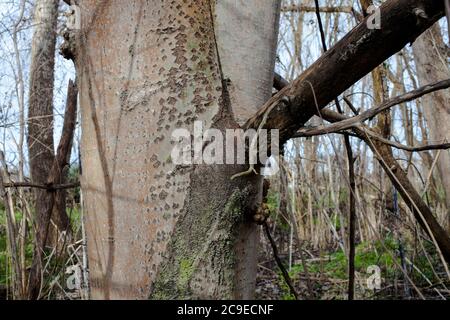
281 5 354 13
274 72 289 91
3 182 80 191
309 109 450 153
315 108 450 264
295 79 450 138
247 0 445 146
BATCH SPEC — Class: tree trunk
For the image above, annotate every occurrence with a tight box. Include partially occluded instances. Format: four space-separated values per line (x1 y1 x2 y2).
27 0 59 299
412 23 450 232
72 0 280 300
67 0 446 300
27 0 58 241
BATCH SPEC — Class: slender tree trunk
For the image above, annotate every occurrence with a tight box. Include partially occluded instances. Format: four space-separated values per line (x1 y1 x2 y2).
70 0 280 299
27 0 59 299
412 23 450 232
27 0 58 237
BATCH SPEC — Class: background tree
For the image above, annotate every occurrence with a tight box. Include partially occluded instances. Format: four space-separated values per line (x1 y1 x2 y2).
412 23 450 232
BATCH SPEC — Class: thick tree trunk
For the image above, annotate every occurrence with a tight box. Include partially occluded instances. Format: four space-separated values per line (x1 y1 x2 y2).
412 23 450 231
72 0 279 299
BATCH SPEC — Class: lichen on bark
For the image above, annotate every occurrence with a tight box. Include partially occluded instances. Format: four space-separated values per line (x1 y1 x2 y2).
150 183 253 300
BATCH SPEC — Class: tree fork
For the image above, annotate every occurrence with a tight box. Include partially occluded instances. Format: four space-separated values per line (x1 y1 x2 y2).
27 80 78 299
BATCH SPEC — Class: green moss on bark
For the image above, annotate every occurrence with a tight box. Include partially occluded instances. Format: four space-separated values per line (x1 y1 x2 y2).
150 186 251 300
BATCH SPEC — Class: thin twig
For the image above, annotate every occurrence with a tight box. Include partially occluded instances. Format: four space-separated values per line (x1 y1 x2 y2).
3 182 80 191
263 222 299 300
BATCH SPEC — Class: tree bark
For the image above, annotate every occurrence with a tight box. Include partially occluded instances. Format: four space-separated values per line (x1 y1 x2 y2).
27 80 78 299
28 0 73 253
27 0 58 238
71 0 280 300
26 0 59 299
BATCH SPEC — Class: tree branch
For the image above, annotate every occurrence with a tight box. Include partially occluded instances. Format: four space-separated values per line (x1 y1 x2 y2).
263 222 299 300
247 0 445 146
307 109 450 152
275 75 450 155
274 72 290 91
281 5 354 14
445 0 450 40
295 79 450 138
3 182 80 191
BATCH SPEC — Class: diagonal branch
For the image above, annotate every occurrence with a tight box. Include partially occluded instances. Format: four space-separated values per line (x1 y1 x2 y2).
274 73 450 266
246 0 445 146
293 115 450 153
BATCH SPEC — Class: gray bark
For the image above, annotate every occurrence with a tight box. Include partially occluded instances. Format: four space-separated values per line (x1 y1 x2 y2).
72 0 280 299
